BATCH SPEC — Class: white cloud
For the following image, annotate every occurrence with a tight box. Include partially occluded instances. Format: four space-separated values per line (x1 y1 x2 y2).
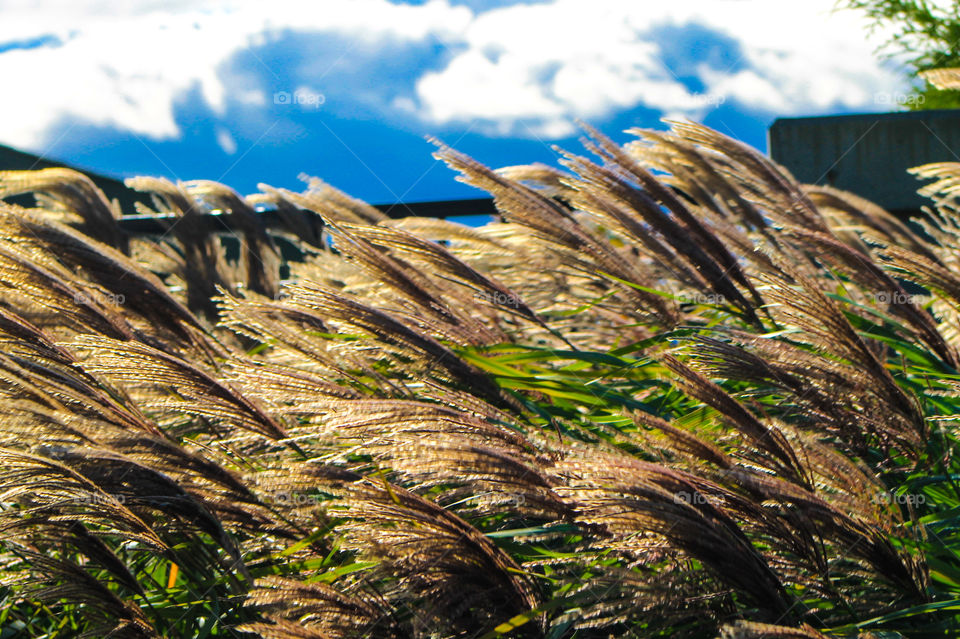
215 126 237 155
0 0 912 151
415 0 908 137
0 0 471 150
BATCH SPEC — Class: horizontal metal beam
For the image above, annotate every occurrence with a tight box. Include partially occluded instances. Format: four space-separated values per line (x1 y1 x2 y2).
116 197 499 235
373 197 498 219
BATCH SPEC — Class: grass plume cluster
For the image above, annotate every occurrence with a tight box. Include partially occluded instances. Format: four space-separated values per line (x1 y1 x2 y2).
0 122 959 637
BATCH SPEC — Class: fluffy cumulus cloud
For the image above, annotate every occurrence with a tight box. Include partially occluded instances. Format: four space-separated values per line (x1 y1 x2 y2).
0 0 909 151
0 0 470 149
415 0 907 137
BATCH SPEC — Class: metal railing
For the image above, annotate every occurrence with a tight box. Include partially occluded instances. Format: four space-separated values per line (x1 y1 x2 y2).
116 197 499 234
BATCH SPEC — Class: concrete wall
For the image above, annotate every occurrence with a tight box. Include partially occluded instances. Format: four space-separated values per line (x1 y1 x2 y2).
768 109 960 213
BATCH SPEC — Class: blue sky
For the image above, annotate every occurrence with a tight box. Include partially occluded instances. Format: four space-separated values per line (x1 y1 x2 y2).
0 0 913 204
